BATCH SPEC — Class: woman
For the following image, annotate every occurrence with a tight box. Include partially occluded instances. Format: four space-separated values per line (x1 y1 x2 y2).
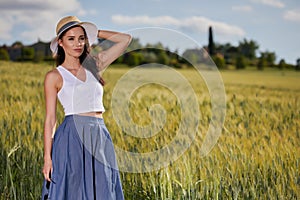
41 16 131 199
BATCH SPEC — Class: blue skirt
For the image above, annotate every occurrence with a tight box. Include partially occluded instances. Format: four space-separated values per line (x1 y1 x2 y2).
41 115 124 200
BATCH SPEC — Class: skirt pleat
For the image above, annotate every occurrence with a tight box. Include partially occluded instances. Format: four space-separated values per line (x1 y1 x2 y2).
41 115 124 200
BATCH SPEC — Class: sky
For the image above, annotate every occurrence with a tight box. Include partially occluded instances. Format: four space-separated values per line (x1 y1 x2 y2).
0 0 299 64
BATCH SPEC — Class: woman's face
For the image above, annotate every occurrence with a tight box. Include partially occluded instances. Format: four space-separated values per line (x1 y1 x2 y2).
58 26 86 58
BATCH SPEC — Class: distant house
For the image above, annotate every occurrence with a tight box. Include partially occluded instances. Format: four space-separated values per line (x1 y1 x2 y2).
2 40 52 61
29 40 52 60
7 43 22 61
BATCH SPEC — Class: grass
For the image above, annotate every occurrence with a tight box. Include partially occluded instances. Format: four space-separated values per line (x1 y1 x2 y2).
0 61 299 199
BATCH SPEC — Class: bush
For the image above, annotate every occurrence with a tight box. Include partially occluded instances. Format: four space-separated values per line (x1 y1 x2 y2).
235 55 247 69
257 56 266 70
125 52 144 66
212 55 227 69
0 49 10 61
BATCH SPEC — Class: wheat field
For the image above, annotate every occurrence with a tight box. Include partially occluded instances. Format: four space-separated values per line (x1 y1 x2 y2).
0 61 299 199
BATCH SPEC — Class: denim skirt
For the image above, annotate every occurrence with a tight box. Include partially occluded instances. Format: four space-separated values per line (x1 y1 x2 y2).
41 115 124 200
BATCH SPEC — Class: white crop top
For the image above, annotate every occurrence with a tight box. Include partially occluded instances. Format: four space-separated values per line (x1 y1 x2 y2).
57 66 105 115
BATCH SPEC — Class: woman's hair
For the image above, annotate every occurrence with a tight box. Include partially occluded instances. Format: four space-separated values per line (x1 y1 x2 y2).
55 25 104 86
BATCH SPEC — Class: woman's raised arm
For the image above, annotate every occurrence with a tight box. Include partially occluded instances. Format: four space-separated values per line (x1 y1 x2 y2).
96 30 132 70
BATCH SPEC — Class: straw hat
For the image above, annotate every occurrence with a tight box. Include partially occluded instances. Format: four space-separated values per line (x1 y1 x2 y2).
50 16 98 54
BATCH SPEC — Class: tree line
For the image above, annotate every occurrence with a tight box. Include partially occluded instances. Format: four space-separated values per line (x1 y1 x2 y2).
89 26 300 70
0 26 299 70
110 34 300 70
205 26 299 70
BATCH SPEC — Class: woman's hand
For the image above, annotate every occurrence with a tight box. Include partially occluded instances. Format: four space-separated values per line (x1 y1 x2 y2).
42 158 53 182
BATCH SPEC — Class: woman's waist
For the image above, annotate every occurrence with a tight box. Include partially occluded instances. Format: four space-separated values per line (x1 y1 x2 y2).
77 111 103 118
64 107 105 117
63 113 105 125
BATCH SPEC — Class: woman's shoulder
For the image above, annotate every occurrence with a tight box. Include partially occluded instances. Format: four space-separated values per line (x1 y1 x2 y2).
44 68 62 85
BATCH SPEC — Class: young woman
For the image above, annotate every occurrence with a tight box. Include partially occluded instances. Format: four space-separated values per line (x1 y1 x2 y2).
41 16 131 199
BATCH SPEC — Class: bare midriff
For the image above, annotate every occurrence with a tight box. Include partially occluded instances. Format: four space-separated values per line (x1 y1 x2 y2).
78 111 103 118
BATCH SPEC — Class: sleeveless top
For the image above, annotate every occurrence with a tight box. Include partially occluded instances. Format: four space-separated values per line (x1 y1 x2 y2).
56 65 105 115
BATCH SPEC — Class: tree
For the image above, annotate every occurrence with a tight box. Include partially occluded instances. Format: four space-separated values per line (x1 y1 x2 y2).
167 49 181 68
238 39 259 60
257 52 267 70
21 47 34 61
126 52 143 66
265 51 276 67
296 58 300 71
11 41 23 48
219 43 239 65
157 50 169 65
212 54 226 69
235 55 247 69
0 48 10 60
143 52 157 63
278 59 286 70
208 26 215 56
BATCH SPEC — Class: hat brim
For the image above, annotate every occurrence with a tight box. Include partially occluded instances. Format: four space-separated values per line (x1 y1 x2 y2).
50 22 98 55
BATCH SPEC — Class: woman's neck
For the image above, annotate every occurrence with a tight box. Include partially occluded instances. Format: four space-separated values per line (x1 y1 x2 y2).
62 56 81 69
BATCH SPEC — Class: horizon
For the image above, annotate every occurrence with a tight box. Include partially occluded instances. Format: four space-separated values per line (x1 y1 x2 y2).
1 0 299 64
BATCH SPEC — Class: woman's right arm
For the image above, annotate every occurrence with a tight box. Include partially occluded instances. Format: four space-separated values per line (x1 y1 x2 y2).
42 70 60 182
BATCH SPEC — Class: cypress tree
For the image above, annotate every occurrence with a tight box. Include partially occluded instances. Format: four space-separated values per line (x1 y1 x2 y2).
208 26 215 56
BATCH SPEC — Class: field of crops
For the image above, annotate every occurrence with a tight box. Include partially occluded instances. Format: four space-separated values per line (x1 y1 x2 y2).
0 61 299 199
